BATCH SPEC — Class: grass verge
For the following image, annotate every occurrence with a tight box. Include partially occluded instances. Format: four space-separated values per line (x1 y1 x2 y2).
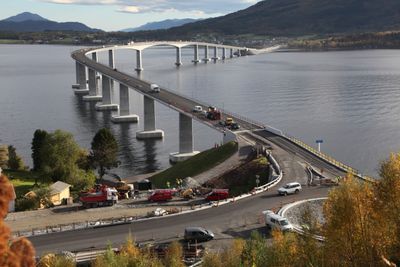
3 170 47 198
150 141 238 188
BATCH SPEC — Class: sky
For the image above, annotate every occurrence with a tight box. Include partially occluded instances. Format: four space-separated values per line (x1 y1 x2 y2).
0 0 259 31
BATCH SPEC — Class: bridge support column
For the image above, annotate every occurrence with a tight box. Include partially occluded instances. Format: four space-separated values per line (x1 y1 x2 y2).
95 75 119 111
111 84 139 123
175 47 182 66
212 46 220 61
170 113 199 163
135 50 143 72
237 49 241 57
83 68 102 101
136 95 164 139
222 48 226 60
203 45 210 62
230 48 234 58
192 44 200 63
108 49 115 69
72 62 89 95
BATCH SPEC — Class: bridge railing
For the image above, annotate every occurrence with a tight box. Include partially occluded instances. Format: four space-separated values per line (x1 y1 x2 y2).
281 132 375 182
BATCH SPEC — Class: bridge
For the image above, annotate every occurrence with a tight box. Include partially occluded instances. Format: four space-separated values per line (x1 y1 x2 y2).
27 41 373 255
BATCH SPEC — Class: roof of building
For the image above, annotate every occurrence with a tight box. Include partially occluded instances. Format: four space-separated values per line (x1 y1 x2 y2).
50 181 71 195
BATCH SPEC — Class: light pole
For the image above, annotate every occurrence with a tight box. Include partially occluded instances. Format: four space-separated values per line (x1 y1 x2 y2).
316 139 323 152
255 175 260 188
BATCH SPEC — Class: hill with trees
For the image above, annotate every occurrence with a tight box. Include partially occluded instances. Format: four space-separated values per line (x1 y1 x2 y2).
0 12 100 32
132 0 400 39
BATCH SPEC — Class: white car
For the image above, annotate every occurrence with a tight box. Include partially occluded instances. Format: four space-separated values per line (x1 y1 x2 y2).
263 210 293 232
193 105 203 113
150 84 160 93
277 182 302 196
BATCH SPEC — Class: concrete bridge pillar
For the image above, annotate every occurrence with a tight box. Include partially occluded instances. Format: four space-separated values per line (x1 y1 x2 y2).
135 50 143 72
136 95 164 139
95 75 119 111
222 48 227 60
111 83 139 123
230 48 234 58
175 47 182 66
72 62 89 95
108 49 115 69
169 113 199 163
192 44 200 63
203 45 210 62
212 46 220 61
83 68 102 101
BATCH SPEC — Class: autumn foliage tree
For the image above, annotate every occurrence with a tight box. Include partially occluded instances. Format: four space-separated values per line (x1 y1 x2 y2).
0 174 35 266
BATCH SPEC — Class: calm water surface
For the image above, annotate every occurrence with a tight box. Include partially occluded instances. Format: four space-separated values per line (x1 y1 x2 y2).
1 44 400 177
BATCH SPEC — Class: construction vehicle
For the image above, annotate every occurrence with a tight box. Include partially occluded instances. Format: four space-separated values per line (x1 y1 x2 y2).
115 181 134 199
206 106 221 120
80 184 118 208
180 188 195 200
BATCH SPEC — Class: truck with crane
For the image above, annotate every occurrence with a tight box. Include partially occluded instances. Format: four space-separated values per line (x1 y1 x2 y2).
79 184 118 208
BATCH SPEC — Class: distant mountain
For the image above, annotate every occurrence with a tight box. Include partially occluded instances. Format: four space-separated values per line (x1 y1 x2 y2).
3 12 48 22
0 12 101 32
133 0 400 38
121 18 199 32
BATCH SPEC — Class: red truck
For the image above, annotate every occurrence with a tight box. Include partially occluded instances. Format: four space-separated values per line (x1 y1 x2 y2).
206 189 229 201
80 185 118 208
148 189 174 202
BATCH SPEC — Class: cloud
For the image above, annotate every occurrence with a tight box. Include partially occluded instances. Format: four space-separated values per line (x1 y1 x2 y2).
37 0 255 14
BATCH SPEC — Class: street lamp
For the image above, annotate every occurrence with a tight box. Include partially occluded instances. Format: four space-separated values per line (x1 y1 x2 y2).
316 139 323 152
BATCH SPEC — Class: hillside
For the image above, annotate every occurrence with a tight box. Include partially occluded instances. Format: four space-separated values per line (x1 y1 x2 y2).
0 12 100 32
122 18 198 32
134 0 400 37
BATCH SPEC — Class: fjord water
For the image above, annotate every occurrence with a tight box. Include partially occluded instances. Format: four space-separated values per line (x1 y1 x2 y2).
1 45 400 177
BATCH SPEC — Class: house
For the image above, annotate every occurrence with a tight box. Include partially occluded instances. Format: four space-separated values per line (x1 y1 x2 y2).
50 181 71 206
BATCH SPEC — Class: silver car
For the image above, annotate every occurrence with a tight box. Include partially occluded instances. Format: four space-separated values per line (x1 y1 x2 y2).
277 182 302 195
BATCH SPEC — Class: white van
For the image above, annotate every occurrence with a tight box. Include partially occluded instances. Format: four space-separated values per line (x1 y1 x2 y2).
150 84 160 93
263 210 293 232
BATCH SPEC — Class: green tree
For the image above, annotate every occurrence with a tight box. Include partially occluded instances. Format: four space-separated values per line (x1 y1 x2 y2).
90 128 119 178
31 129 48 171
40 130 81 182
7 145 25 170
0 144 9 169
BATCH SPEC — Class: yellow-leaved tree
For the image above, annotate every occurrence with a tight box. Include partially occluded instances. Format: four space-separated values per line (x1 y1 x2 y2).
323 174 388 267
375 153 400 264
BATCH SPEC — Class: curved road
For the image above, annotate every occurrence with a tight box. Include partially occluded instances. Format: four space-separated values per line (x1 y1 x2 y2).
29 46 351 255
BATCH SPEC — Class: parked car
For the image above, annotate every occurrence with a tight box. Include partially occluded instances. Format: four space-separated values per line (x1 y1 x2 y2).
184 227 214 242
206 189 229 201
277 182 302 196
148 189 173 202
150 84 160 93
263 210 293 232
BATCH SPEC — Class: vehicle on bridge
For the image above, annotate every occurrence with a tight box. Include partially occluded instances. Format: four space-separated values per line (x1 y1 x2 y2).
192 105 203 113
150 84 160 93
79 185 118 208
229 122 240 130
277 182 302 196
206 106 221 120
263 210 293 232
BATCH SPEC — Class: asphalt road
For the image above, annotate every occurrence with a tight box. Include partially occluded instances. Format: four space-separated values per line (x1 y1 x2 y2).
28 48 349 256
